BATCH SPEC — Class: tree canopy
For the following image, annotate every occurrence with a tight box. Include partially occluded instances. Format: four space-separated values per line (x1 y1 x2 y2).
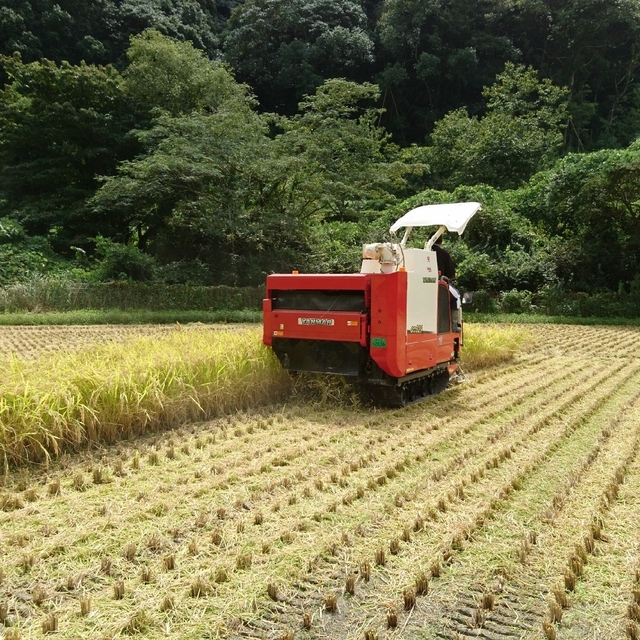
223 0 374 111
429 64 569 189
1 4 640 312
0 53 141 252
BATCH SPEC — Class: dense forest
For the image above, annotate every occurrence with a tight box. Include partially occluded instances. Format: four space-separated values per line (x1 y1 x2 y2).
1 0 640 314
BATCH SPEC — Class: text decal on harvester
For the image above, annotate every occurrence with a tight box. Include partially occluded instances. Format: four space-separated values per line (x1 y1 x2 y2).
298 318 335 326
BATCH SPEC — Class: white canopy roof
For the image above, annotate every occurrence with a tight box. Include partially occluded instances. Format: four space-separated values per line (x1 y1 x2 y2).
390 201 481 235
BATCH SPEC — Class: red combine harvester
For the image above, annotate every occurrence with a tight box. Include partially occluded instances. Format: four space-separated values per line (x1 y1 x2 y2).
263 202 481 406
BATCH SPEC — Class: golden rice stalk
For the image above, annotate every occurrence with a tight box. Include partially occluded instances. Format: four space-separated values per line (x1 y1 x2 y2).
461 324 532 371
553 585 568 609
345 573 356 596
404 588 416 611
100 557 112 575
123 610 150 635
482 592 495 610
41 613 58 634
190 575 212 597
564 569 576 591
302 611 312 630
123 543 137 561
473 607 485 628
324 593 337 613
415 571 429 596
387 608 398 629
542 619 556 640
113 580 125 600
31 585 48 606
80 596 91 616
548 600 563 623
0 328 290 465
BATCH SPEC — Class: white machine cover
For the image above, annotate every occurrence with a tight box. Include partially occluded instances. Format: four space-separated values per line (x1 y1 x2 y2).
390 201 481 235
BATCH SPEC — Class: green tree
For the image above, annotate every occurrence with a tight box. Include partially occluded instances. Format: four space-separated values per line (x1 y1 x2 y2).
90 30 273 277
223 0 374 111
536 143 640 291
498 0 640 149
0 0 235 68
429 64 568 189
0 217 62 284
276 78 410 223
91 79 411 284
90 105 269 251
0 0 113 64
124 29 246 116
375 0 520 142
0 54 142 252
92 235 157 281
91 107 328 284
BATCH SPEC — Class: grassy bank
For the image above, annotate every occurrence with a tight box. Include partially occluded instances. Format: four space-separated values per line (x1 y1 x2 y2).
0 280 264 313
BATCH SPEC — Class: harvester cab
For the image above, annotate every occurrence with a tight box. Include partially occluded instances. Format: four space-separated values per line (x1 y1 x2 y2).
263 201 481 406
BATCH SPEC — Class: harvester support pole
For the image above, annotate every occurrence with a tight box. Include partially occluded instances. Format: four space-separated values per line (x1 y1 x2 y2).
425 225 447 251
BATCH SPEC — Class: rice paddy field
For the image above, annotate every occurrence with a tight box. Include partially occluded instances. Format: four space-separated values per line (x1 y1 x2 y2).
1 323 640 640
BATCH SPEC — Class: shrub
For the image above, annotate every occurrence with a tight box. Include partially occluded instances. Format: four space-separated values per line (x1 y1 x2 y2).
499 289 532 314
93 237 157 282
467 290 497 313
0 279 264 313
155 259 214 285
0 218 62 285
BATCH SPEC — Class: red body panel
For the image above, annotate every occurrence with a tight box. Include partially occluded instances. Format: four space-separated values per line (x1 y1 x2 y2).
263 274 370 347
263 271 461 381
405 334 456 372
264 308 368 346
368 271 407 378
405 281 458 372
266 273 371 291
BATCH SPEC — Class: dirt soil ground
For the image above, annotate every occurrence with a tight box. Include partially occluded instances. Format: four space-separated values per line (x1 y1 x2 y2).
1 324 640 640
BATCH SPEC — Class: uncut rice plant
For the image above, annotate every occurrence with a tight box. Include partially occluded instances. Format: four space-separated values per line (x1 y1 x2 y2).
0 327 289 465
461 323 532 370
